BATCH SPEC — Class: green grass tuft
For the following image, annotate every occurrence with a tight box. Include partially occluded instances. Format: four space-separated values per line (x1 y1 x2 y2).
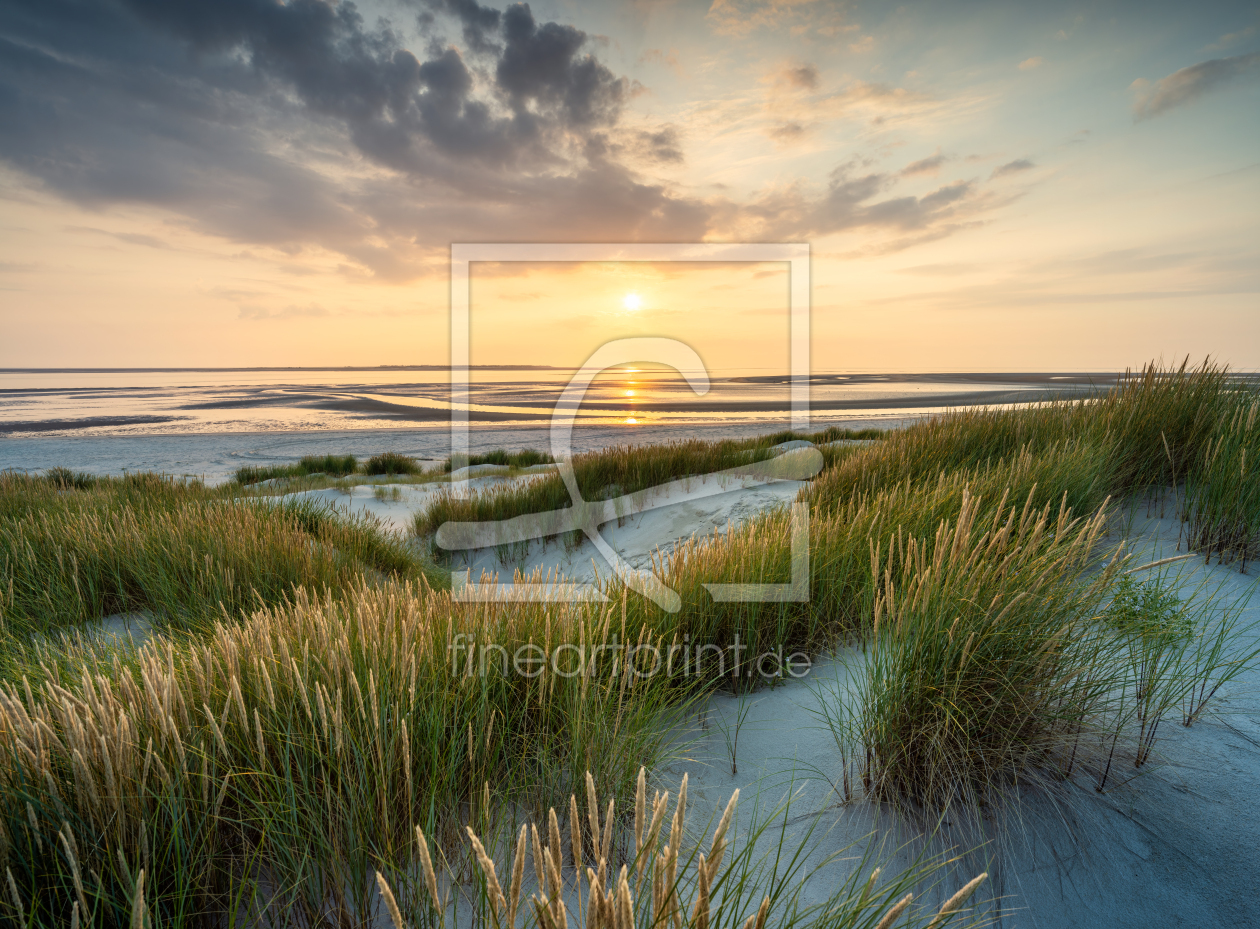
366 451 424 475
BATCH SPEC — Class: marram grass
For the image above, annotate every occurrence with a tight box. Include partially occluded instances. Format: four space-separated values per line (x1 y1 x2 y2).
0 471 442 641
0 581 676 928
442 769 990 929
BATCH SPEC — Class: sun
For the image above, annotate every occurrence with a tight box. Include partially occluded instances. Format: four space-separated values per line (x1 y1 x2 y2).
622 292 642 311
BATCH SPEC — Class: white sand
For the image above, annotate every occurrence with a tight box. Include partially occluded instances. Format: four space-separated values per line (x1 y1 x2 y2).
447 474 806 586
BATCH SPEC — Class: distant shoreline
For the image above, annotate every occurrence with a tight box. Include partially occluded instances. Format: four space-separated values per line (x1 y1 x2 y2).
0 365 570 373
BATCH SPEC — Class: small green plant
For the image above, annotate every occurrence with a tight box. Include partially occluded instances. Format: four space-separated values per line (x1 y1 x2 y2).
1102 575 1194 642
1101 574 1194 769
374 485 405 502
718 688 756 776
1179 577 1260 725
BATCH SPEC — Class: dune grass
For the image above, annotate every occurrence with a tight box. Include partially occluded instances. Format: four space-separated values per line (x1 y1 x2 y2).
0 575 995 929
0 471 441 642
835 491 1122 810
448 770 989 929
234 454 358 486
366 452 425 476
0 582 679 928
446 449 556 472
1185 394 1259 570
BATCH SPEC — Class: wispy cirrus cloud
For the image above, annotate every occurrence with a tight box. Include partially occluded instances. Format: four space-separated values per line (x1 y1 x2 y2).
1131 53 1260 119
992 158 1035 178
901 151 948 177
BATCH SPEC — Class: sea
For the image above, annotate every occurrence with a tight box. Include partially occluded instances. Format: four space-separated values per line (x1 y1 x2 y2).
0 368 1112 484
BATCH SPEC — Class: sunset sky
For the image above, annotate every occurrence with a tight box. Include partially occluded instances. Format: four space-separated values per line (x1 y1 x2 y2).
1 0 1257 372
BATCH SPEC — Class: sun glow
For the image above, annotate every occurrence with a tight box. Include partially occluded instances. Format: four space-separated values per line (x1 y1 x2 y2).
622 292 642 311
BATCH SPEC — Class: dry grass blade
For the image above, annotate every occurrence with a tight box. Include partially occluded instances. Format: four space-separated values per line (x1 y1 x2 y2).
742 896 770 929
416 826 442 913
510 823 528 927
467 826 507 927
131 869 146 929
707 788 739 879
377 871 405 929
6 867 25 926
926 873 987 928
873 893 913 929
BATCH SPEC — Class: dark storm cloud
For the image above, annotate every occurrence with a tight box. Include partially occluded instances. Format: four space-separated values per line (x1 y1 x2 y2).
1132 53 1260 120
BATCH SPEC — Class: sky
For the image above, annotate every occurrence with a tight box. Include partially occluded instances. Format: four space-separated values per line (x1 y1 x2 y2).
0 0 1257 373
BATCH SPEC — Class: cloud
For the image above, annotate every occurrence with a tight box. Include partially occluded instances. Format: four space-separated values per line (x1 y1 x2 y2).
737 159 993 242
65 226 171 249
628 127 685 163
1206 25 1256 53
780 64 818 90
1018 56 1043 71
0 0 1004 279
1131 54 1260 120
638 47 683 77
769 121 807 142
756 76 938 143
421 0 503 54
495 4 629 128
901 151 947 177
992 158 1035 178
0 0 709 278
